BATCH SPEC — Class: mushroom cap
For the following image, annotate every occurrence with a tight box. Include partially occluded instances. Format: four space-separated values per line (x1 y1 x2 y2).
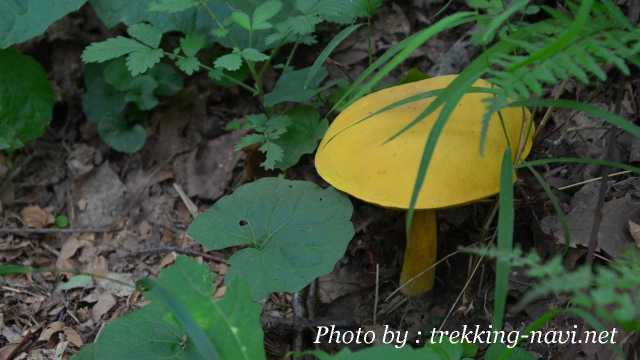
315 75 534 210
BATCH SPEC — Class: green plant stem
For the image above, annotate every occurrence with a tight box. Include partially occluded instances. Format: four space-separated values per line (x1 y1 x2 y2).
166 51 257 94
284 42 299 71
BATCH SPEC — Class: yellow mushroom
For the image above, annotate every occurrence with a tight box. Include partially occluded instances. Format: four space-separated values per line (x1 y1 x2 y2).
315 75 534 297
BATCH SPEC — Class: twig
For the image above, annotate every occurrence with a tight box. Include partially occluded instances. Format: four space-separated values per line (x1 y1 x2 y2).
126 247 227 263
557 170 630 191
173 183 199 218
438 255 484 331
373 263 380 325
0 226 117 235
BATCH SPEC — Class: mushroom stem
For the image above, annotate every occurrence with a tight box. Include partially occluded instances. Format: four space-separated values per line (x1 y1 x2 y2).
399 209 437 296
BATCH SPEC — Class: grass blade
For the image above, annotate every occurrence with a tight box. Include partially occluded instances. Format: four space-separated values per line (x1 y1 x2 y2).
304 24 362 89
493 148 514 331
481 0 531 45
507 99 640 139
524 165 571 249
519 157 640 175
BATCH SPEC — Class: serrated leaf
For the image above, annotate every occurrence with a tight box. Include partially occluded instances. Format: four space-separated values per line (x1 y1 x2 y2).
72 256 265 360
252 1 283 25
0 48 54 151
214 53 243 71
231 11 252 31
180 32 206 57
273 107 327 170
82 37 148 63
176 56 200 75
126 48 164 76
259 141 284 169
234 134 266 150
263 66 327 107
127 23 163 47
148 0 198 13
241 48 270 62
0 0 87 48
187 177 354 300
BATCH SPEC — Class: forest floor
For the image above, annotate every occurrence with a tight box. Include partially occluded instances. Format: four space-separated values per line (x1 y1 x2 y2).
1 1 639 359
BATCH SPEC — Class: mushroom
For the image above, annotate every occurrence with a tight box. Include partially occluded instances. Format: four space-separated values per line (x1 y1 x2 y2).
315 75 534 296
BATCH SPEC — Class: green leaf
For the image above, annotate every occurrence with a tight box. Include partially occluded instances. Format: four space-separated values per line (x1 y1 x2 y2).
126 48 164 76
148 0 199 13
235 134 266 150
252 1 283 26
273 107 327 170
176 56 200 75
127 23 163 47
97 114 147 154
231 11 252 31
187 177 354 300
82 37 147 63
215 53 243 71
89 0 222 34
74 256 266 360
151 63 184 96
180 32 206 57
58 274 93 291
241 48 270 62
0 0 87 48
0 48 54 151
264 66 327 107
486 344 536 360
259 141 284 169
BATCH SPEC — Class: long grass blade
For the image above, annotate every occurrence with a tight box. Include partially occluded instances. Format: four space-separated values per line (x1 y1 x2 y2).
481 0 531 45
493 148 514 331
304 24 362 89
518 99 640 138
525 165 571 249
519 157 640 175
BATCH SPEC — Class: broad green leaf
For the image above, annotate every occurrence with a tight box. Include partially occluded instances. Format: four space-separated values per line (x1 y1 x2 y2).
82 37 147 63
97 114 147 154
73 256 266 360
0 48 54 151
241 48 270 62
149 0 199 13
231 11 252 31
127 23 163 47
215 53 243 71
180 32 206 57
0 0 87 48
188 177 354 300
264 66 328 107
273 107 328 170
486 344 536 360
151 63 184 96
126 47 164 75
253 1 283 25
89 0 227 34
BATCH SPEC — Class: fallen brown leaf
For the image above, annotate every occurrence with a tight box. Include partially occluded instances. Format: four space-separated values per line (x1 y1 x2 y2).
20 206 54 229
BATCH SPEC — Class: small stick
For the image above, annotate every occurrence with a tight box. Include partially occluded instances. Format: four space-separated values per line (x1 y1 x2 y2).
0 227 117 235
557 170 630 191
127 247 227 263
173 183 199 218
373 263 380 326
